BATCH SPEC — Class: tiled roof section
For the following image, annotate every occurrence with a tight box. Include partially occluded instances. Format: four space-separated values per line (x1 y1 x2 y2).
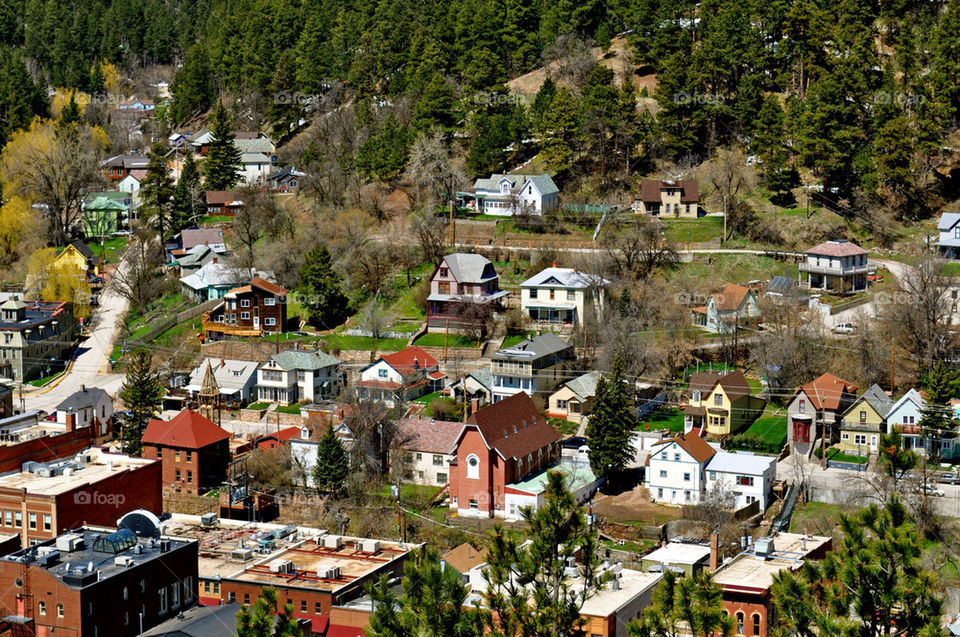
467 392 561 460
639 179 699 203
689 372 722 394
397 418 464 454
440 543 488 573
805 239 867 257
713 283 751 312
143 409 230 449
653 431 717 464
260 426 301 442
381 346 440 373
795 373 858 411
716 370 752 402
250 277 289 296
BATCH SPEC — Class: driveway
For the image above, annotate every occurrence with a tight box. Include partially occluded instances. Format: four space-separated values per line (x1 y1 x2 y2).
20 260 130 414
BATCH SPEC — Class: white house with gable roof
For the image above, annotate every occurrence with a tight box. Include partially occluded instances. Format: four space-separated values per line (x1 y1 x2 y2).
704 451 776 510
646 432 718 505
469 173 559 216
520 267 608 327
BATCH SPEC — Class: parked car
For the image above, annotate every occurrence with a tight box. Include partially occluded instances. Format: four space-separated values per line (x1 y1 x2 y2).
918 483 945 497
934 471 960 485
833 323 858 334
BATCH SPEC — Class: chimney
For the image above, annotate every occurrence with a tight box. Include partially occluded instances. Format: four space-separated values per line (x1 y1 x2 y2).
709 532 719 571
471 398 479 416
212 257 218 264
220 359 225 368
552 261 557 268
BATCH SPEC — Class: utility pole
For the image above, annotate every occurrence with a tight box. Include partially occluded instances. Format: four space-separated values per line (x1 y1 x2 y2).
449 200 455 246
733 315 739 364
890 343 895 392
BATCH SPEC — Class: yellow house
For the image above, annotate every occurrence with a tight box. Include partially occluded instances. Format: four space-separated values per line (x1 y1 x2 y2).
686 370 766 438
548 370 602 425
838 383 893 455
54 241 100 277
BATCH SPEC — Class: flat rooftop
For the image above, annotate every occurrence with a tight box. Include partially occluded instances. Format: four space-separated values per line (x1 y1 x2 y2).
642 542 711 565
579 568 663 616
162 514 415 593
2 526 195 589
0 447 155 496
713 533 832 593
0 419 69 446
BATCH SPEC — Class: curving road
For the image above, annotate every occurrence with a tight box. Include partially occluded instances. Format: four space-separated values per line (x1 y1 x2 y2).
19 261 130 414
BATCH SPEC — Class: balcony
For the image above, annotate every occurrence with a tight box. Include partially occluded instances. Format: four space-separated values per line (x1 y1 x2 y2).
202 316 263 337
799 263 870 276
895 424 922 435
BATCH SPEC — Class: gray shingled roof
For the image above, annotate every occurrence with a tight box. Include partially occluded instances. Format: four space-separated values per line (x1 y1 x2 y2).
859 383 895 418
443 253 497 283
271 350 340 371
520 267 608 289
494 332 571 359
473 173 558 196
939 214 960 231
562 370 603 401
57 387 109 412
527 174 559 195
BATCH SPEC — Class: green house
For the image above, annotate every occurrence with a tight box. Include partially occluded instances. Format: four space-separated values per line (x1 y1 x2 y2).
83 195 127 237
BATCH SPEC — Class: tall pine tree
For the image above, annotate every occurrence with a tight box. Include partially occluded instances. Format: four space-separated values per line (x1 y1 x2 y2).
203 101 243 191
140 141 175 244
118 349 163 455
173 153 203 228
918 360 958 458
585 355 637 484
296 243 350 330
313 424 349 493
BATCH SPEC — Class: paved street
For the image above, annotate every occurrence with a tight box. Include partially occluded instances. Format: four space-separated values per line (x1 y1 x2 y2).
19 261 130 414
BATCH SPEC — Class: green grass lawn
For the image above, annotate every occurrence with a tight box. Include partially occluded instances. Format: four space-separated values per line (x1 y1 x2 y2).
668 254 799 288
501 333 533 348
548 416 579 436
26 371 64 387
746 376 764 394
815 447 868 464
276 404 302 414
318 334 409 352
85 236 128 264
245 402 271 410
414 333 481 348
639 408 685 433
940 262 960 278
661 216 725 244
741 415 786 446
201 214 233 224
789 501 846 534
414 391 444 404
155 318 201 348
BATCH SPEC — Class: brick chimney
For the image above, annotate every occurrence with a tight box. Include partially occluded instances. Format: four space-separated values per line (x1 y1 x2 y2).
709 532 720 571
471 398 478 416
212 257 218 264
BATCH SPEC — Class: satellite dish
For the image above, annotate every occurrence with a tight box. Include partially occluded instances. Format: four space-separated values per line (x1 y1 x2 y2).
117 510 162 539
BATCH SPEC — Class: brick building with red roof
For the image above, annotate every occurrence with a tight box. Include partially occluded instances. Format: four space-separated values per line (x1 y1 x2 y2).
356 346 446 406
142 409 231 494
448 392 563 518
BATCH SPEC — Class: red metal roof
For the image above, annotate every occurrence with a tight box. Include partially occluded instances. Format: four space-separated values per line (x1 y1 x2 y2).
143 409 230 449
326 625 362 637
381 346 439 373
250 276 289 296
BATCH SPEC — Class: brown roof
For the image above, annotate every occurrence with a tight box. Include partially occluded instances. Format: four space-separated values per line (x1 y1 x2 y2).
180 228 224 250
441 543 488 573
205 190 245 205
466 393 561 460
715 370 752 402
689 372 722 394
639 179 699 203
806 240 867 257
794 373 858 411
397 418 464 454
250 277 289 296
713 283 751 312
653 431 716 464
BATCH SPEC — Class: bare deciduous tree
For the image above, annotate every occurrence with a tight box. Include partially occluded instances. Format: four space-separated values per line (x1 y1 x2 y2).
703 147 754 243
404 130 469 209
409 208 448 265
600 217 678 279
113 229 165 310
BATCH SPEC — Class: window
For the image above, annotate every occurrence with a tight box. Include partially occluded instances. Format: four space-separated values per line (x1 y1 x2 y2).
709 471 717 480
176 469 181 481
692 391 701 403
378 369 388 378
28 513 36 530
854 434 867 445
265 317 276 326
187 471 193 483
859 410 867 423
549 289 555 300
556 399 568 410
469 499 478 510
798 399 805 414
752 614 761 635
436 472 447 484
661 452 668 460
297 371 306 382
175 450 180 462
244 593 250 604
186 451 192 462
3 511 10 527
842 433 849 440
657 488 663 498
432 454 443 466
659 470 667 478
159 588 168 614
673 452 681 461
38 601 45 615
301 600 307 612
265 297 276 306
57 604 63 618
315 602 322 613
240 299 250 308
204 581 211 593
531 288 539 299
683 472 691 482
909 415 915 424
240 312 250 320
714 393 723 406
736 475 755 487
567 290 575 300
43 515 50 531
466 454 480 479
737 612 744 635
685 490 691 502
440 267 449 277
172 583 180 609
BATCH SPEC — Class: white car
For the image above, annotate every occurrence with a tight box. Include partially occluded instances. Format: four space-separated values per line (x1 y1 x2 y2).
919 484 945 497
833 323 858 334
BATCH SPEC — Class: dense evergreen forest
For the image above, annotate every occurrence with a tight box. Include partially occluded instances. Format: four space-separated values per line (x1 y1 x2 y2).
1 0 959 222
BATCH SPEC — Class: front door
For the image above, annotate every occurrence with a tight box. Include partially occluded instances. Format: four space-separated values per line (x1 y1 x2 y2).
253 307 260 329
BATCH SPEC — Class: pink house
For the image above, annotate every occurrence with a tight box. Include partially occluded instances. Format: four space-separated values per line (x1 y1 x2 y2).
427 253 508 332
448 392 562 518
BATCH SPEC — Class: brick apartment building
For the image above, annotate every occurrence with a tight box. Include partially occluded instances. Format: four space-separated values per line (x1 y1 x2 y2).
0 447 161 547
142 410 231 495
0 525 198 636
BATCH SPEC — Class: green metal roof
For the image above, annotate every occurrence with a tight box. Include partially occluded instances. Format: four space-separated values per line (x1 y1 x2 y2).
508 462 599 496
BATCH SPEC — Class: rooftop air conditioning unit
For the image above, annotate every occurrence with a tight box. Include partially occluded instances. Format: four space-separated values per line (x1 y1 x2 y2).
321 566 342 580
231 548 254 562
37 550 60 567
200 512 218 527
33 467 52 477
114 556 135 568
754 537 775 558
55 534 85 553
360 540 380 553
323 535 342 550
269 559 294 574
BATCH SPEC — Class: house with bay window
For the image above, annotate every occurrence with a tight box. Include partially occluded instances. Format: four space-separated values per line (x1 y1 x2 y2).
356 346 446 406
426 253 508 332
490 333 573 403
467 173 560 216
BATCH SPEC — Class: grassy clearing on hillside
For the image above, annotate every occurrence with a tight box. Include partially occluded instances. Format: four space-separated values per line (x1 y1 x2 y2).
662 216 724 244
668 254 799 287
414 333 480 348
639 408 685 433
85 236 128 264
